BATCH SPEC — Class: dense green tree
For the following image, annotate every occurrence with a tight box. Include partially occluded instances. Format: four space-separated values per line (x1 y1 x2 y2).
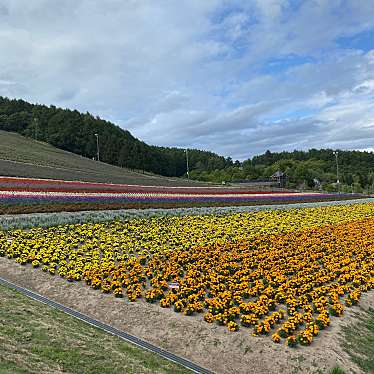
1 96 373 190
0 96 233 177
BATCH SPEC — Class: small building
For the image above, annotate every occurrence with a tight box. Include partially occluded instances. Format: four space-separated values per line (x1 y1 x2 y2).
313 178 322 190
271 171 287 188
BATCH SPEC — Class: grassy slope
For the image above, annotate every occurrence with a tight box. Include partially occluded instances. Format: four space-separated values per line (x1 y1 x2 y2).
0 284 191 374
341 308 374 373
0 130 204 186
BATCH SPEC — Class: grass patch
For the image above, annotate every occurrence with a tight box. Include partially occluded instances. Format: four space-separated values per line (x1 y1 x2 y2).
330 366 346 374
341 308 374 374
0 284 191 374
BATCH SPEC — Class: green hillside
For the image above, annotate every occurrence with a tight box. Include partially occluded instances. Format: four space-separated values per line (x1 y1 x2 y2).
0 96 232 177
1 96 373 192
0 130 205 186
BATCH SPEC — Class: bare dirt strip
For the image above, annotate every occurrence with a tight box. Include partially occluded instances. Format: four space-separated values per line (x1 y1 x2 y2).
0 258 372 374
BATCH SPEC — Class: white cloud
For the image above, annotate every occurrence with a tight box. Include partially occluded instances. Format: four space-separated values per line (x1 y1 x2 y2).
0 0 373 159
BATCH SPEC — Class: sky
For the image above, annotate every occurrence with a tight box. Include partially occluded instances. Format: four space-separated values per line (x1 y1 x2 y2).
0 0 374 160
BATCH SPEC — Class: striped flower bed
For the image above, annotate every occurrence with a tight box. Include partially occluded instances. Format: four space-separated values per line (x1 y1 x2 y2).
0 176 360 213
0 176 291 194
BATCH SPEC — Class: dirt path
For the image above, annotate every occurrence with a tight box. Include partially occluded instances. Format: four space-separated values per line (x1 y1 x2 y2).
0 258 372 374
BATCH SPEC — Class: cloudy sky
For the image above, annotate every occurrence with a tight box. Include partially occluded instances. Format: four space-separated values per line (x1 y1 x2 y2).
0 0 374 160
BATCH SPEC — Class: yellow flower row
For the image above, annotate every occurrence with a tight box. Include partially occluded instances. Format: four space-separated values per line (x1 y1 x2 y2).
0 203 373 347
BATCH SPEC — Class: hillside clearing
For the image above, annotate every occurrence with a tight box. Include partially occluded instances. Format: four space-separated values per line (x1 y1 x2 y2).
0 131 205 186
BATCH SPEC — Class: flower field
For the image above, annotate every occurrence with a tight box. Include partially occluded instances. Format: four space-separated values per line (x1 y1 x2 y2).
1 202 373 348
0 176 361 214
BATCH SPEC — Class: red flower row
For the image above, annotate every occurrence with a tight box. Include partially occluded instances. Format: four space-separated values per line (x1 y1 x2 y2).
0 176 291 195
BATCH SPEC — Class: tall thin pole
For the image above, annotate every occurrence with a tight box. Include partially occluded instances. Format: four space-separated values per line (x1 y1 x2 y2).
333 151 339 190
95 133 100 161
185 148 190 179
34 118 38 141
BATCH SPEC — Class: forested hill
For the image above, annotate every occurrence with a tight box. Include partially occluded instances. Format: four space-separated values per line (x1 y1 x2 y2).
1 96 373 191
0 96 232 177
191 149 374 192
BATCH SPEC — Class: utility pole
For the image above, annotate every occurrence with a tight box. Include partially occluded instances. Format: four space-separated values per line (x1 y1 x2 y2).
94 133 100 161
34 118 39 141
333 151 339 192
185 148 190 180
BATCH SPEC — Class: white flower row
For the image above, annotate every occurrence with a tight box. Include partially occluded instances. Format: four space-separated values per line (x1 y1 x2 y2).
0 190 320 198
1 198 372 231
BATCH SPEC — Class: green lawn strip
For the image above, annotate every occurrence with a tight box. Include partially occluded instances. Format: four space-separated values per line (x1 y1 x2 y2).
341 308 374 373
0 284 191 374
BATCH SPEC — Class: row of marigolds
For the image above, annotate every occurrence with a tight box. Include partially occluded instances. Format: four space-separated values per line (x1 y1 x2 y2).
0 203 373 348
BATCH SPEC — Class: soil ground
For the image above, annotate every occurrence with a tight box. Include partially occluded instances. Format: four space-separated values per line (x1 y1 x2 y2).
0 258 372 374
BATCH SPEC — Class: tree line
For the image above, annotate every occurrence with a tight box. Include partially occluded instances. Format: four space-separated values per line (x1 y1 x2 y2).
1 96 373 191
0 96 232 177
190 149 374 192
